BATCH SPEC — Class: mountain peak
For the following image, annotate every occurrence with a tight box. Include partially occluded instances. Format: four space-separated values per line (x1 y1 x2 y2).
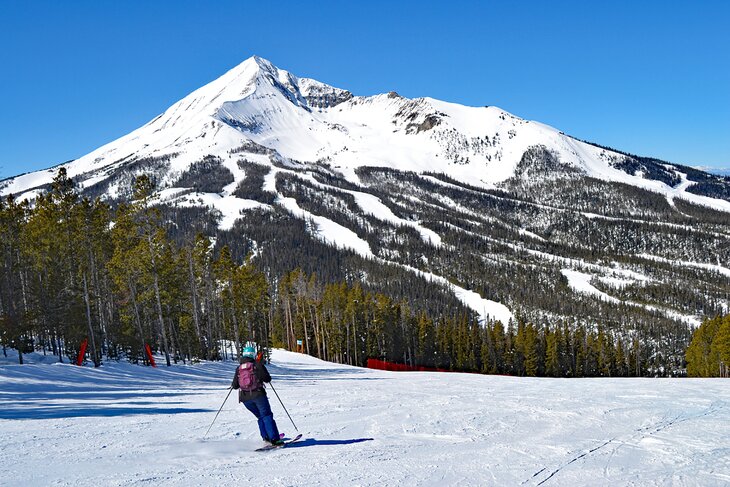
4 56 730 219
227 54 275 74
250 54 276 70
228 56 353 108
230 54 280 81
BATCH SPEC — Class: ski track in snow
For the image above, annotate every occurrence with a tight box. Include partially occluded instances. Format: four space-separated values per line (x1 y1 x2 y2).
393 261 514 325
300 173 442 247
263 167 511 323
639 253 730 279
278 194 374 258
561 269 702 327
1 349 729 487
561 269 620 304
267 168 442 247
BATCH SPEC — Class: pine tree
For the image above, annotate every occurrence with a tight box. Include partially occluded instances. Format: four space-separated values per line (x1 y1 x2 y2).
416 312 436 367
0 195 30 364
345 283 366 366
214 245 242 357
711 316 730 377
131 175 173 366
573 326 586 378
614 338 627 377
630 335 642 377
74 197 111 367
523 323 539 377
23 169 85 363
545 326 560 377
686 315 723 377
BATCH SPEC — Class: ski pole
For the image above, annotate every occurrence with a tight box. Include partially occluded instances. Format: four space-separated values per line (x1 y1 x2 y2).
204 386 233 439
268 382 298 432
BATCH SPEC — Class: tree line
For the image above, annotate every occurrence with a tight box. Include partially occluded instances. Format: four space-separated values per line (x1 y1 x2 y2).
685 314 730 377
0 168 706 377
0 169 272 366
271 271 648 377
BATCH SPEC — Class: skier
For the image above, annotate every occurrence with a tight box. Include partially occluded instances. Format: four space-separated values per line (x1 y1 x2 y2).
232 346 283 446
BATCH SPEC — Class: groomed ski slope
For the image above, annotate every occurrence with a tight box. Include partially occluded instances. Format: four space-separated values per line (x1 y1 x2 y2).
1 350 729 486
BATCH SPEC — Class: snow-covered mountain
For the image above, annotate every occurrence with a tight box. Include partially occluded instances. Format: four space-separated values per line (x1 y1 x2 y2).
2 56 730 365
3 55 729 211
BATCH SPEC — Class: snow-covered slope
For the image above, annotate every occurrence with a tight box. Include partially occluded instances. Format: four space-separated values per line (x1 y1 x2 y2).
3 55 729 212
2 349 729 486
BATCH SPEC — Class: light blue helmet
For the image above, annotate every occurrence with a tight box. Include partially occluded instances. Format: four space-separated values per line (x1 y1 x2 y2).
241 346 256 359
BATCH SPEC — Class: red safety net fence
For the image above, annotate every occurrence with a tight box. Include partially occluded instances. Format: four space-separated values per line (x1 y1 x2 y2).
366 358 452 373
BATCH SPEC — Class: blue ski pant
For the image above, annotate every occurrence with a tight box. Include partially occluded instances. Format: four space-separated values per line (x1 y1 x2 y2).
243 395 280 441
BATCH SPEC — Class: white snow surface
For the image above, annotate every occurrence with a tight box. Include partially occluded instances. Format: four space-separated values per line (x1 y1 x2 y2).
639 253 730 279
2 349 729 486
561 269 701 327
351 191 442 246
400 263 514 325
155 190 270 231
278 195 374 258
278 170 442 247
561 269 620 303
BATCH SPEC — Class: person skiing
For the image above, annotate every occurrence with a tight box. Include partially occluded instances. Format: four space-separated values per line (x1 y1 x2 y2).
232 346 283 446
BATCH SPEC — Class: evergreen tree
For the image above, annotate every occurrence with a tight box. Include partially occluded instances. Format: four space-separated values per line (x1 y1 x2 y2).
686 315 724 377
0 195 30 363
545 326 560 377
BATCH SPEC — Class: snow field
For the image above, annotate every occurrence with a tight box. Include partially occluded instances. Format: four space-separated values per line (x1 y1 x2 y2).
2 350 729 486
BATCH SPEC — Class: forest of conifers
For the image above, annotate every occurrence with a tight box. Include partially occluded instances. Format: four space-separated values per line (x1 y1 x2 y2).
0 169 725 377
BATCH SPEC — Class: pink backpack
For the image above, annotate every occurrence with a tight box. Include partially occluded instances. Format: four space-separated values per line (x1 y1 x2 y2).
238 362 261 392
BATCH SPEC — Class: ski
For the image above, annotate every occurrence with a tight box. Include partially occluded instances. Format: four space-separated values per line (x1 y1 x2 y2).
255 433 303 452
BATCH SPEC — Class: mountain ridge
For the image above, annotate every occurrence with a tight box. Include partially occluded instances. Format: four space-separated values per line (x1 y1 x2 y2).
3 55 729 213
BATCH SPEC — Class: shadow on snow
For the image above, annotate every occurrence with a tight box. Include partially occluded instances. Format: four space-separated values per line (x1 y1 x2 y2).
285 437 374 449
0 405 212 420
0 356 385 422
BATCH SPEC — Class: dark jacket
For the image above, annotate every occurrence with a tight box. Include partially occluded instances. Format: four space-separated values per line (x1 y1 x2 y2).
232 357 271 403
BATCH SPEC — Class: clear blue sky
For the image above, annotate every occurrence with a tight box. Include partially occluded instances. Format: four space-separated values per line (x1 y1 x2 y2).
1 0 728 178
